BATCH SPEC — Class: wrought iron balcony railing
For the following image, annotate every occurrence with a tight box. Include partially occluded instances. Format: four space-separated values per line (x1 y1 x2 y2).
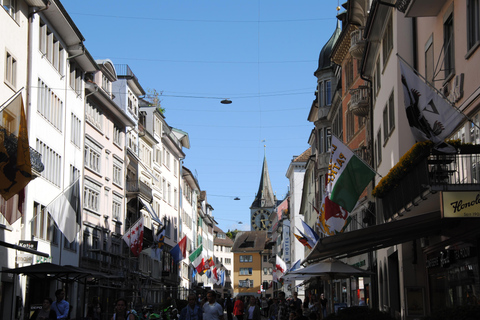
126 179 153 202
378 147 480 221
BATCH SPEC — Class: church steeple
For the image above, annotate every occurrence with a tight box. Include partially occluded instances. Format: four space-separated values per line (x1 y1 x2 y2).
250 155 276 209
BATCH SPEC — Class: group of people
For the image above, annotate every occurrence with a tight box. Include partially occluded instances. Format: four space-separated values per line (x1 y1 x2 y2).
30 289 70 320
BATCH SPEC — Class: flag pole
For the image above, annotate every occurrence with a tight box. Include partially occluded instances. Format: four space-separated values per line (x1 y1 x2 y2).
396 54 477 130
330 134 382 178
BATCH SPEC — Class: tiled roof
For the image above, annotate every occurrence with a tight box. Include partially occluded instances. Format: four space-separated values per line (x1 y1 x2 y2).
293 148 312 163
232 231 267 252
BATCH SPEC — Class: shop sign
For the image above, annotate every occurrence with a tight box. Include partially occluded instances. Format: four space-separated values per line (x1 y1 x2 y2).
442 191 480 217
426 246 473 268
16 253 33 264
18 240 38 251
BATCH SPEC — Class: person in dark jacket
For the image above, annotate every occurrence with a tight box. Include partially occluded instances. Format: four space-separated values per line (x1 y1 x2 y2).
30 298 57 320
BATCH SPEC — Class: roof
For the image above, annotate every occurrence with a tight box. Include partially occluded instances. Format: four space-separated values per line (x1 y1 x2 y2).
214 225 234 246
250 156 276 208
315 21 342 75
232 231 267 252
293 148 312 163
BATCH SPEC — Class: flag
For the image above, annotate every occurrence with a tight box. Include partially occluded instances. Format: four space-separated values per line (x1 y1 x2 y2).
400 59 464 151
0 91 33 201
212 267 219 283
46 178 81 243
151 225 165 261
220 269 225 287
294 232 312 249
206 268 212 279
170 235 187 264
318 194 351 236
122 216 144 256
189 244 205 274
276 255 287 276
301 219 319 245
289 259 301 272
327 135 375 212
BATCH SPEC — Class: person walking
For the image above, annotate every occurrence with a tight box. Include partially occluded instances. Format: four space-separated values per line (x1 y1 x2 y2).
203 291 224 320
180 294 203 320
318 294 327 319
111 298 136 320
291 293 302 314
224 297 233 320
30 298 57 320
267 297 278 320
51 289 69 320
232 296 244 320
245 297 261 320
277 292 290 320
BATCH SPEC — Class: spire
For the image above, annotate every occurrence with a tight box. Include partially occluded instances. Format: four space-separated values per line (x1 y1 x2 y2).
251 155 276 209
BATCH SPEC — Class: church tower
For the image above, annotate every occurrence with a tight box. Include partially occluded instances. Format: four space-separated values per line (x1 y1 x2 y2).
250 155 276 231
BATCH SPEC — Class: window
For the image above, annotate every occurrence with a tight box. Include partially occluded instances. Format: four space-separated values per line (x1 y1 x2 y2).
71 113 81 147
37 78 63 131
85 138 102 174
167 183 171 205
154 116 162 137
113 124 122 147
444 12 455 78
376 129 382 168
36 139 62 187
174 188 178 209
174 159 178 176
84 178 101 213
383 91 395 143
346 110 354 141
64 235 76 251
166 150 171 169
127 90 138 117
5 51 16 89
32 202 58 244
382 15 393 67
263 255 268 262
154 146 162 164
140 142 152 167
113 156 123 186
373 58 381 98
345 59 354 89
86 100 103 131
263 267 269 275
225 258 231 265
425 36 434 84
112 192 122 220
240 268 253 275
468 0 480 52
239 255 253 263
2 0 16 20
239 280 253 288
101 74 110 94
69 61 83 94
318 80 332 107
332 108 343 140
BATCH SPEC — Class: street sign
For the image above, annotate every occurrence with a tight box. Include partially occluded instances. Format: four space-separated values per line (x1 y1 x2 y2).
257 290 261 294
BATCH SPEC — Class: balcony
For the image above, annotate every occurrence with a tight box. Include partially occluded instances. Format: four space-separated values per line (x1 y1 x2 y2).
377 146 480 221
349 29 365 60
348 86 370 117
126 179 153 202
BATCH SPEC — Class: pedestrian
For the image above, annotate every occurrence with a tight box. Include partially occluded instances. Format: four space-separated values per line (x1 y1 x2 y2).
277 292 289 320
180 294 203 320
51 289 69 320
233 296 244 320
261 297 268 317
267 297 278 320
111 297 136 320
318 294 327 319
30 297 57 320
245 296 261 320
86 297 102 320
307 294 319 318
224 297 233 320
292 293 302 314
203 291 224 320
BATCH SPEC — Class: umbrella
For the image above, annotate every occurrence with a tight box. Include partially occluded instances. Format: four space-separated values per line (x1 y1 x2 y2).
283 258 373 280
0 262 100 281
282 258 374 314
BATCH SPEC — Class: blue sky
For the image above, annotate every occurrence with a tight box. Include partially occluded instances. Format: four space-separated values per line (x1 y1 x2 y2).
62 0 338 232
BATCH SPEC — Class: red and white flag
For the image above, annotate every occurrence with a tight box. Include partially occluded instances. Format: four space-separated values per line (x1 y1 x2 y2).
123 216 144 256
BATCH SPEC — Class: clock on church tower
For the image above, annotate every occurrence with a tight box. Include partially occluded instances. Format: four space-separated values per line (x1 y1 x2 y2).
251 209 271 230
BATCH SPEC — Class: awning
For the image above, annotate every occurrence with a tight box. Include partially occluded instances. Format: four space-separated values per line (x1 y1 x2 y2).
304 211 463 263
139 197 161 224
0 240 49 257
0 262 106 282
